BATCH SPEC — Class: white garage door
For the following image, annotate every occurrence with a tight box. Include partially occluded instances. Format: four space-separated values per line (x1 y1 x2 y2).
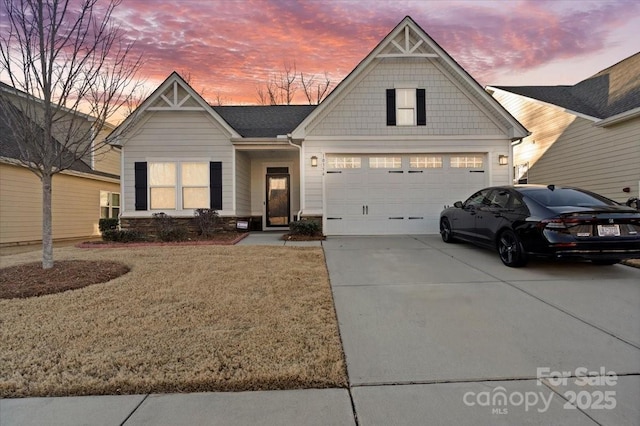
324 154 487 235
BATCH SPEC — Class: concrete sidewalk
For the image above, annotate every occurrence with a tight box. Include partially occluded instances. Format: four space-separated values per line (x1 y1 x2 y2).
2 234 639 425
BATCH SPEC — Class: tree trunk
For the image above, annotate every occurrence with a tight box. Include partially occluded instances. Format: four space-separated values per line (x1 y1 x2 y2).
42 173 54 269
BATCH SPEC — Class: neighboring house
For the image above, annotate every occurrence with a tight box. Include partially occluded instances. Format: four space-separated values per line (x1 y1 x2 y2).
487 52 640 203
0 83 121 246
110 16 528 235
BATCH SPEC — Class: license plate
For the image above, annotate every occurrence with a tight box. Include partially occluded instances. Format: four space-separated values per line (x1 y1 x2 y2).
597 224 620 236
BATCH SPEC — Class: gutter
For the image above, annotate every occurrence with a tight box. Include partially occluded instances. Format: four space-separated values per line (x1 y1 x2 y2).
286 133 304 221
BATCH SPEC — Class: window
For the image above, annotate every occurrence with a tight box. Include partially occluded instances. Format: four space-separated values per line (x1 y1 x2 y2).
149 162 177 209
181 162 209 209
100 191 120 218
450 155 484 168
387 88 426 126
396 89 415 126
327 157 361 169
369 156 401 168
148 162 209 210
410 156 442 168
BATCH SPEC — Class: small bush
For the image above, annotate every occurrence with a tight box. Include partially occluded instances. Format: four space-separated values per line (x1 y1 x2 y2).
152 212 188 242
194 208 219 238
102 229 146 243
289 220 320 236
99 218 119 233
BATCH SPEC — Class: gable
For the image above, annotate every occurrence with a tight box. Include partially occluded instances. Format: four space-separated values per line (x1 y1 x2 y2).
306 58 504 137
293 16 527 140
109 72 240 144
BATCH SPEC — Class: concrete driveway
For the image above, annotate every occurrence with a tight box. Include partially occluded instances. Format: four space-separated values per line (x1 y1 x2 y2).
325 235 640 425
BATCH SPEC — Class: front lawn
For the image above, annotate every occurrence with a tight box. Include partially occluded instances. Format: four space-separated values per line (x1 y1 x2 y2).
0 245 347 397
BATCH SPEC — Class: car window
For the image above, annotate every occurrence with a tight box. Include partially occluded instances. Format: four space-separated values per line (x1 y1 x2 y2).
526 188 617 207
487 190 510 209
465 190 491 208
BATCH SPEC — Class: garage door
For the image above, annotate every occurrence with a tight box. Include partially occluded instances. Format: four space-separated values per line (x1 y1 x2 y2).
324 154 486 235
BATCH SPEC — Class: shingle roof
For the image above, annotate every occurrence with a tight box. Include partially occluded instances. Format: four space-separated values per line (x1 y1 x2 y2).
493 52 640 119
0 101 117 178
212 105 317 137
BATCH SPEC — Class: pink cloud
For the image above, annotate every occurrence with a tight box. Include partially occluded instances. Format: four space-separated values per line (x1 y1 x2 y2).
7 0 631 105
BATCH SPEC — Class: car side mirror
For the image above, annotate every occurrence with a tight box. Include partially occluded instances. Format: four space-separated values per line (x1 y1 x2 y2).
454 201 463 208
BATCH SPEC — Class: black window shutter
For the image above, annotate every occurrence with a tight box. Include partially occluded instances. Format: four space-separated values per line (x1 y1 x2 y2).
386 89 396 126
210 162 222 210
134 162 147 211
416 89 426 126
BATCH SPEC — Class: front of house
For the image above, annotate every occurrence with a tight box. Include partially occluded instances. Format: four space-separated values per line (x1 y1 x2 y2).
111 17 528 235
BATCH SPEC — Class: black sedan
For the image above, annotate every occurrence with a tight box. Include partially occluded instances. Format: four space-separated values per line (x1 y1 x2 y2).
439 185 640 267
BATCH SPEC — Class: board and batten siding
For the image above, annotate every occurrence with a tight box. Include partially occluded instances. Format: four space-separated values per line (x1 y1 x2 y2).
121 111 234 216
305 59 506 138
0 163 119 245
493 90 640 202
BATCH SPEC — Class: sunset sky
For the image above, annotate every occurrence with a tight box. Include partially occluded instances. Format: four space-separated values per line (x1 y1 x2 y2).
5 0 640 106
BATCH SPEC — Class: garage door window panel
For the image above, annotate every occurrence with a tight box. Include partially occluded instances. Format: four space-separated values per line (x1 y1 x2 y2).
327 157 361 169
369 157 402 169
450 155 484 168
410 156 443 168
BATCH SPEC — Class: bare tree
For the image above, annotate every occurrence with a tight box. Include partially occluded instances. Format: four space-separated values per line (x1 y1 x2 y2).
256 62 298 105
0 0 143 269
301 71 332 105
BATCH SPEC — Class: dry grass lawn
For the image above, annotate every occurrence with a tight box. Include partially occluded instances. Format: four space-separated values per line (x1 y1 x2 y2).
0 246 347 397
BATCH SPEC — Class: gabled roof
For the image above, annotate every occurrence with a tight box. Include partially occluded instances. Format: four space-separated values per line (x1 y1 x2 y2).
0 101 118 179
109 71 241 143
490 52 640 121
291 16 529 140
213 105 316 138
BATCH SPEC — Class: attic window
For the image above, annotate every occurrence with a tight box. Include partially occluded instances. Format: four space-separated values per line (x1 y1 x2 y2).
386 89 426 126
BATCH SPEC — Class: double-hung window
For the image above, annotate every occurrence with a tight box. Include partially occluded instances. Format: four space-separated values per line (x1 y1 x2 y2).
100 191 120 218
149 162 177 209
148 162 209 210
386 88 426 126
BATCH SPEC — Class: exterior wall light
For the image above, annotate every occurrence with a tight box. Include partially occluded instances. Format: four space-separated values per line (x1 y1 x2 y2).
311 156 318 167
498 155 508 166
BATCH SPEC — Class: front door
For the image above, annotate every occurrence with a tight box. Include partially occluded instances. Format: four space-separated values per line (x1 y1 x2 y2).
266 168 290 227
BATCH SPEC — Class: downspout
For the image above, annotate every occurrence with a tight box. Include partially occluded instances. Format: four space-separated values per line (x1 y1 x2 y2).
287 133 303 221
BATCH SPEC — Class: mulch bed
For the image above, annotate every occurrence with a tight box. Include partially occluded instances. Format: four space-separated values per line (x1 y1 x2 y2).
76 232 248 248
0 260 130 299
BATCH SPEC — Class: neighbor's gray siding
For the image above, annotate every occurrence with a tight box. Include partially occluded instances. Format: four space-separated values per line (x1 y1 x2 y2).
121 111 234 216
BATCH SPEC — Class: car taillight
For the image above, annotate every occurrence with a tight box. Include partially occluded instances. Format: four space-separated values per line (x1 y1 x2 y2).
539 218 584 230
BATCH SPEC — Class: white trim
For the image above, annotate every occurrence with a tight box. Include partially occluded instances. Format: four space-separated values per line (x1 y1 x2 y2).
595 106 640 127
303 135 510 141
231 148 237 213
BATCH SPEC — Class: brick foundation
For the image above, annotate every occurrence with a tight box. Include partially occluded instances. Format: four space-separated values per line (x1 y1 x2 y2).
121 216 247 239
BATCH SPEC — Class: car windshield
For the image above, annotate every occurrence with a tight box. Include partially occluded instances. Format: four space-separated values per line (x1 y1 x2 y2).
525 188 616 207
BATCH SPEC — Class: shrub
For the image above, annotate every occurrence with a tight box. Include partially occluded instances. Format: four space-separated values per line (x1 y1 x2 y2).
99 218 119 233
194 208 219 238
289 220 320 236
102 229 146 243
152 212 188 242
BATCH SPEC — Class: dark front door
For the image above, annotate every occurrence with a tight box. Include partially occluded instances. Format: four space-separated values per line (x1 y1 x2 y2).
266 170 290 227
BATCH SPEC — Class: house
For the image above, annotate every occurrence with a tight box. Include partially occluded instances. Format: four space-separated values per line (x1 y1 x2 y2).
110 16 528 235
0 83 121 246
487 52 640 203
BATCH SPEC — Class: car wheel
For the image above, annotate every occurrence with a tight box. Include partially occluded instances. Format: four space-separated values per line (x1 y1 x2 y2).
440 218 456 243
591 259 619 265
497 230 528 267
